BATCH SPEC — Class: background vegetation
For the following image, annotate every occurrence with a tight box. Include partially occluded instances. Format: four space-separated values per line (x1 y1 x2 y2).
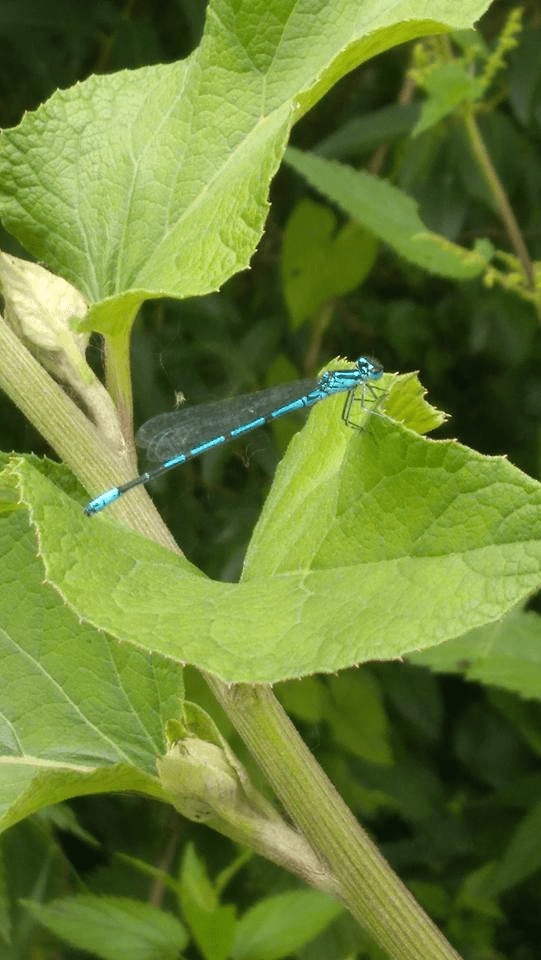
1 1 541 958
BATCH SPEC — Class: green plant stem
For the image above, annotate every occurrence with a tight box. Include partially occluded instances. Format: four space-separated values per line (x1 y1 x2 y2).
1 314 461 958
104 326 136 440
194 795 341 898
205 677 462 960
304 298 335 374
367 72 415 177
0 314 177 550
462 104 534 288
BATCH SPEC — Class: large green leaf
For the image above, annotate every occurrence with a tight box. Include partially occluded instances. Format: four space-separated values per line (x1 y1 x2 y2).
5 373 541 684
0 505 178 833
0 0 492 333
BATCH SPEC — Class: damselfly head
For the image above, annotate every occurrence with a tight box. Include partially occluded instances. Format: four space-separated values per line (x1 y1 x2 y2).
355 356 384 381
